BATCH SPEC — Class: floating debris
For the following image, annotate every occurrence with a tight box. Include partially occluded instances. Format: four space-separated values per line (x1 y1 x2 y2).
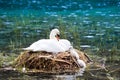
96 33 104 36
83 36 94 39
80 45 91 48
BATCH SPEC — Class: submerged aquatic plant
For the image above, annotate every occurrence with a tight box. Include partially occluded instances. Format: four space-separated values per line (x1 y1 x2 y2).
108 45 120 63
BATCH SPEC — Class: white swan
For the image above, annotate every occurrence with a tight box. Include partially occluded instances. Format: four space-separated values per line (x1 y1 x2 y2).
23 29 65 53
23 28 86 68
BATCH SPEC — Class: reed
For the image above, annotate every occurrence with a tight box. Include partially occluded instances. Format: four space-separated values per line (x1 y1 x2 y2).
0 12 119 66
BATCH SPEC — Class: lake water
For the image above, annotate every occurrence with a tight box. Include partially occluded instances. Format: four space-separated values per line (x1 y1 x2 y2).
0 0 120 53
0 0 120 80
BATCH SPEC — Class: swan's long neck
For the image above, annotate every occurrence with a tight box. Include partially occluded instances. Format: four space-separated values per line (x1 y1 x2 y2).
49 30 59 39
49 32 56 39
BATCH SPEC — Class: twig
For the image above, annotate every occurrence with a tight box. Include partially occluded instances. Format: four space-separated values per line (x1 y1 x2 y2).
71 55 80 68
84 53 92 62
108 68 120 74
88 66 108 71
52 59 71 65
38 55 71 65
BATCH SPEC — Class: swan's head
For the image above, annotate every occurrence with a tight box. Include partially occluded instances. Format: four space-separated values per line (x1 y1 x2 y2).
49 29 60 40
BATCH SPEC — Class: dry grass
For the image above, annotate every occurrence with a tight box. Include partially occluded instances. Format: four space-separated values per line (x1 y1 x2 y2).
14 49 91 73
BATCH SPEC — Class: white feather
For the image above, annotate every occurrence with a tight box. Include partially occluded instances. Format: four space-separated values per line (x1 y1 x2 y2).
22 67 26 72
69 46 79 60
77 59 86 68
59 39 71 51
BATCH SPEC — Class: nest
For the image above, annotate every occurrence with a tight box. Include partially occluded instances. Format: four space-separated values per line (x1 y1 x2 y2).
14 49 91 73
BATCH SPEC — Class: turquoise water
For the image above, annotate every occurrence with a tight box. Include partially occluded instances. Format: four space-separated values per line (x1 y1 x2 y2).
0 0 120 79
0 0 120 53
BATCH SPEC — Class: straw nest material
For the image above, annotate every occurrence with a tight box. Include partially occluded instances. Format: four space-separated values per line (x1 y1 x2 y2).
14 49 91 73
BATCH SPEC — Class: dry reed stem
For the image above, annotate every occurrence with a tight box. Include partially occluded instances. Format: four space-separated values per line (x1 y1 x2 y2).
14 50 91 73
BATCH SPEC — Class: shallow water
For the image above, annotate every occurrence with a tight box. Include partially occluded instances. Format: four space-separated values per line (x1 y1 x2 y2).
0 70 88 80
0 63 119 80
0 0 120 80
